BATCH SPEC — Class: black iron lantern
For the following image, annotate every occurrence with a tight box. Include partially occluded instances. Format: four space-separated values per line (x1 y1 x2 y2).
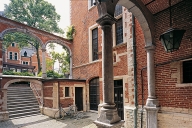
159 0 186 52
159 28 186 52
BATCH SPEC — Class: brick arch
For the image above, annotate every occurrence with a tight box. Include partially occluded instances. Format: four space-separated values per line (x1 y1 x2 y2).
0 28 43 46
3 79 42 89
44 40 72 56
44 40 73 78
86 76 100 85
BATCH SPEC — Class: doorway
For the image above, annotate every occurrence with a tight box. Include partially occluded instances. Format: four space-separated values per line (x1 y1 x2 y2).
89 78 100 110
114 79 124 119
75 87 83 111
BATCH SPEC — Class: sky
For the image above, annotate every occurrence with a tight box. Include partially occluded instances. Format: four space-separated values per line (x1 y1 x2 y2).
0 0 70 29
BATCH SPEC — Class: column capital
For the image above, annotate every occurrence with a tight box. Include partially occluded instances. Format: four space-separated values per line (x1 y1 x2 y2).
96 14 117 26
145 44 155 51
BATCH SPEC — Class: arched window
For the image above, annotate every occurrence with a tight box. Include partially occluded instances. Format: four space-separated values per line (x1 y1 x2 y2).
89 77 100 110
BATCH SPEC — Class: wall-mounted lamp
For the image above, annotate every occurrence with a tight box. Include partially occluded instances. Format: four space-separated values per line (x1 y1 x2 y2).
159 0 186 52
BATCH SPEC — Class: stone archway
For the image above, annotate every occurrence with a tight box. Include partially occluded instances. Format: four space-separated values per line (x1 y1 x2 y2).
94 0 158 128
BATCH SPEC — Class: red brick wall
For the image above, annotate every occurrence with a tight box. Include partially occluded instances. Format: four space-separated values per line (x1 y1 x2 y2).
135 18 148 105
136 0 192 108
154 0 192 109
43 80 86 108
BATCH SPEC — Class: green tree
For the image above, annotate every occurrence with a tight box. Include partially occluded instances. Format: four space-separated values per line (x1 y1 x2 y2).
3 0 64 73
48 43 70 74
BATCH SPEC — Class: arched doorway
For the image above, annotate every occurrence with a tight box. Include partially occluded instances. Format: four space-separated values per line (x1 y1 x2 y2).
89 77 100 110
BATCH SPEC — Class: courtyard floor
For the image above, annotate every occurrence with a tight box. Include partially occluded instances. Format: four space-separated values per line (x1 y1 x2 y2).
0 112 98 128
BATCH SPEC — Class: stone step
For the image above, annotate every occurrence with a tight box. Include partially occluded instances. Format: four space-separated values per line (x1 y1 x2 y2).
9 113 41 119
8 107 40 114
7 85 40 119
8 102 39 108
9 110 40 119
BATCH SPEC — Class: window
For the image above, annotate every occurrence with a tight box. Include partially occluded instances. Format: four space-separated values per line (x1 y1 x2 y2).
91 0 95 6
115 18 123 45
92 28 98 61
24 51 27 57
183 60 192 83
65 87 69 97
88 0 95 9
14 53 18 60
23 61 28 65
114 5 122 17
9 52 12 60
11 43 15 47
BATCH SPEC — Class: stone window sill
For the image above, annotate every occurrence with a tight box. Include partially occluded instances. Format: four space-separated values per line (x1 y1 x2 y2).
176 83 192 87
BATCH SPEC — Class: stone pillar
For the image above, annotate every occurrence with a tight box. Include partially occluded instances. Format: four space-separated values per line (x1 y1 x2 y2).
145 45 159 128
94 14 124 128
41 48 47 78
0 39 3 76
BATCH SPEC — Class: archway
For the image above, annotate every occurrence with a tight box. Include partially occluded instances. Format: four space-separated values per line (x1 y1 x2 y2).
44 40 73 79
94 0 158 128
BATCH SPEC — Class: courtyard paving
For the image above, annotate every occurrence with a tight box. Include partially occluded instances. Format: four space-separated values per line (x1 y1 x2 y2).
0 112 98 128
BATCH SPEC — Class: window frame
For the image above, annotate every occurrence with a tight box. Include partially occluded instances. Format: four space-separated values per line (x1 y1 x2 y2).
64 87 71 98
14 52 18 60
92 27 98 61
88 0 95 10
89 24 99 62
11 43 15 47
9 52 13 60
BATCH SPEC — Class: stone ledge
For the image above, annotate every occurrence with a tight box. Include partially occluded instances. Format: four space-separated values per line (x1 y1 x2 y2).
176 83 192 87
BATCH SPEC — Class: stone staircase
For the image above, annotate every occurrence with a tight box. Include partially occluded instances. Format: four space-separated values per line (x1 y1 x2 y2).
7 84 40 119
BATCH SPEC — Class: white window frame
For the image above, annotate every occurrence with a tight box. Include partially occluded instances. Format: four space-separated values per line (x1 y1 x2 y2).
88 0 95 10
89 23 99 62
9 52 13 60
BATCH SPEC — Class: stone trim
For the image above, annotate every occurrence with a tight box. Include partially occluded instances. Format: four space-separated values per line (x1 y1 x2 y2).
72 59 101 69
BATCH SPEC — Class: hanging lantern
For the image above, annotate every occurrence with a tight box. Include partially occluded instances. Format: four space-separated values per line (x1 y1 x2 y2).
159 28 186 52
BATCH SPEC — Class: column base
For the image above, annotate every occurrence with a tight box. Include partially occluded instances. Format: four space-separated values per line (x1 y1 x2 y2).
0 111 9 121
94 107 124 128
144 106 159 128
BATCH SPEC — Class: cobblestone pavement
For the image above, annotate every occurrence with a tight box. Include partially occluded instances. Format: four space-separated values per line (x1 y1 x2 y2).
0 112 98 128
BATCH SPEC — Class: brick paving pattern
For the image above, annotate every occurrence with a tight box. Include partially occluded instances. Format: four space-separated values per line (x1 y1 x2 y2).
0 112 98 128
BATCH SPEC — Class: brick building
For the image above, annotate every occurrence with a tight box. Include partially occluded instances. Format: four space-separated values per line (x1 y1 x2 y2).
70 0 192 128
3 42 51 75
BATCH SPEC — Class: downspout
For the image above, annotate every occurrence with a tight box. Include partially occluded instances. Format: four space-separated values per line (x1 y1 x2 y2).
132 14 138 128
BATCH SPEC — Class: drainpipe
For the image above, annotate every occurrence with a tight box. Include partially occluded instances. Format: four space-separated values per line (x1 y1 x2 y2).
132 14 138 128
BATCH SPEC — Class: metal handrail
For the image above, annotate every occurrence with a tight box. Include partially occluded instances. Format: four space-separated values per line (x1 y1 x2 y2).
31 83 43 105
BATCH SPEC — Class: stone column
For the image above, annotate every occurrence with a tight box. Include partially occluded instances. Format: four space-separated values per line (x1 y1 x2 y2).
0 39 3 76
145 45 159 128
94 14 124 128
41 48 47 78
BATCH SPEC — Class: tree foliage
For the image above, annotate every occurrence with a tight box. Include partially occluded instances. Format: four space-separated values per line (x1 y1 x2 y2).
65 25 75 40
48 43 70 74
3 0 64 74
4 0 63 33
